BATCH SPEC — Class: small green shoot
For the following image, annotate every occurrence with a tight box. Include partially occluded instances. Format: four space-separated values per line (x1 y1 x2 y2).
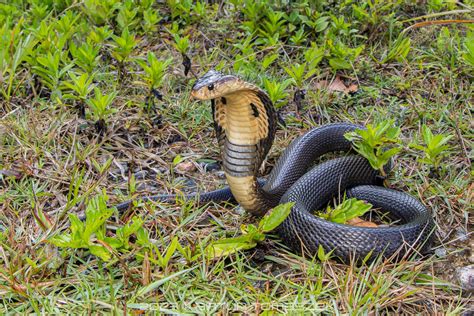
206 202 294 259
318 198 372 224
304 45 325 69
62 72 95 117
69 41 101 74
111 27 138 82
142 9 161 34
284 62 317 88
49 193 116 261
173 34 192 76
344 121 402 177
85 87 118 134
31 50 75 100
262 78 293 109
137 52 172 108
380 34 411 64
410 124 453 173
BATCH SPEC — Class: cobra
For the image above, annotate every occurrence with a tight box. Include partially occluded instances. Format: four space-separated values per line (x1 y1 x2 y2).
116 70 435 262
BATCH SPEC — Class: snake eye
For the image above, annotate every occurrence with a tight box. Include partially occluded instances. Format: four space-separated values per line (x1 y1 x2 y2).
207 83 214 91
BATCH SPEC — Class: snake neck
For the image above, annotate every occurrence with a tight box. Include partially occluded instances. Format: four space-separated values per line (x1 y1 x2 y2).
213 89 277 215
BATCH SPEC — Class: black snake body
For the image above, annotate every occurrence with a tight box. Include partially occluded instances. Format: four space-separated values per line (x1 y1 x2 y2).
114 71 435 262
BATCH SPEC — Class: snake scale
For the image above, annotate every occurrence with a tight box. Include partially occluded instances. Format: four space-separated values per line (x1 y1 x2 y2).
115 70 435 262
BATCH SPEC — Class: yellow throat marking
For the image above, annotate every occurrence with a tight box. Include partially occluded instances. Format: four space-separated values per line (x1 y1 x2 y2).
215 91 268 145
214 90 269 213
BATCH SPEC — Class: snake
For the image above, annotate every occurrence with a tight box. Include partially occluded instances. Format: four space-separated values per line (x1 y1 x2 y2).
115 70 435 262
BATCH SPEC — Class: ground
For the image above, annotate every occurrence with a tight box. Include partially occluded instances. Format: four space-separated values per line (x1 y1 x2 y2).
0 0 473 314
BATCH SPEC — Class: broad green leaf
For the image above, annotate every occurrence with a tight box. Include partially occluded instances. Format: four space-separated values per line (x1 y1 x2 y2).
259 202 294 232
321 198 372 224
89 245 111 261
136 227 151 246
329 57 351 70
206 235 256 259
379 147 401 164
49 234 72 248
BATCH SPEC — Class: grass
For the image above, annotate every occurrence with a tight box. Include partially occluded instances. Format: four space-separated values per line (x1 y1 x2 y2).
0 0 473 314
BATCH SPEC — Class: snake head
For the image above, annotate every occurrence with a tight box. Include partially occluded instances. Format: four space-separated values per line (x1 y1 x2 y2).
191 70 242 100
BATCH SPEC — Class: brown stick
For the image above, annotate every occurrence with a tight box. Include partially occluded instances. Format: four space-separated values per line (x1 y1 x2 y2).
402 19 474 34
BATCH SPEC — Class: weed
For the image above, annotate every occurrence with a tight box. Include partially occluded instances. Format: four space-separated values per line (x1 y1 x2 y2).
318 198 372 224
62 72 95 118
410 125 453 176
85 87 118 134
207 202 293 258
137 52 172 110
344 120 402 177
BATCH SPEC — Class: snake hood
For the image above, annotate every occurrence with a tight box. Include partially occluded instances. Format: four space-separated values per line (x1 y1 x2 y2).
191 70 278 214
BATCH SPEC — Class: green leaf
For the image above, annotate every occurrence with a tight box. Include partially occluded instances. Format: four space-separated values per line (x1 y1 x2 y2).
329 57 351 70
172 154 184 166
89 244 111 261
261 54 278 70
320 198 372 224
136 227 151 246
379 147 401 165
344 121 401 174
163 236 179 266
259 202 294 232
206 235 256 259
49 234 72 248
317 244 333 261
381 35 411 64
421 125 433 145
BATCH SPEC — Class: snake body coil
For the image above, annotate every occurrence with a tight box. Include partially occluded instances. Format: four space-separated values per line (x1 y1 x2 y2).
117 70 435 262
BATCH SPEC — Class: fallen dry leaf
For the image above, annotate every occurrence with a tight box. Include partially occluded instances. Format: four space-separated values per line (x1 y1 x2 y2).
174 161 196 174
314 76 358 94
347 217 378 228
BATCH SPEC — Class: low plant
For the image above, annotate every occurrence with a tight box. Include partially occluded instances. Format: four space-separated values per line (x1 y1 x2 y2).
262 77 293 109
318 198 372 224
87 25 113 44
116 1 139 31
379 34 411 64
69 41 101 74
284 62 317 111
49 193 117 261
31 50 75 100
137 52 172 110
461 31 474 68
51 193 153 262
206 202 294 258
289 27 306 45
327 39 364 71
62 72 95 118
111 27 138 83
85 87 118 134
142 8 161 34
344 120 402 177
173 33 192 76
0 25 36 102
304 44 325 69
301 11 329 33
410 125 452 176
